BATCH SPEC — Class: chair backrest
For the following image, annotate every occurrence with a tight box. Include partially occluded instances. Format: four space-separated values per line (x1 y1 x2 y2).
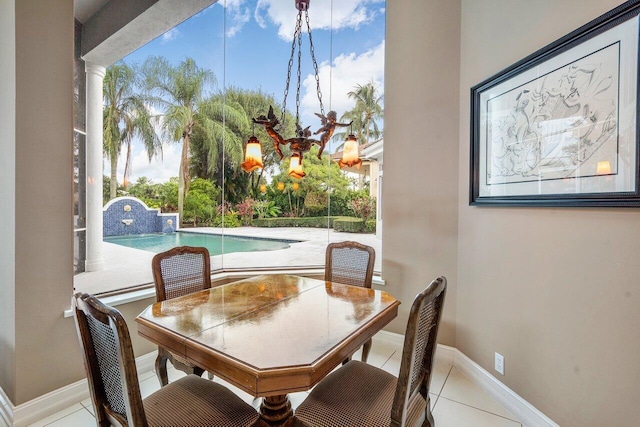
391 276 447 426
324 241 375 288
152 246 212 302
72 293 147 427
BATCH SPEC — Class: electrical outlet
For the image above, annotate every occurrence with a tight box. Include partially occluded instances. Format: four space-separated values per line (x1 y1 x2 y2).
495 352 504 375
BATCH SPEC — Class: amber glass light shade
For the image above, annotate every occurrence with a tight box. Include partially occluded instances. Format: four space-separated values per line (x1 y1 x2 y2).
288 154 306 179
338 134 362 169
596 160 611 175
241 136 264 172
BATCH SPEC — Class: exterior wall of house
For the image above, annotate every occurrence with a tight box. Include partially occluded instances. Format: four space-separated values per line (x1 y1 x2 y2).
456 1 640 425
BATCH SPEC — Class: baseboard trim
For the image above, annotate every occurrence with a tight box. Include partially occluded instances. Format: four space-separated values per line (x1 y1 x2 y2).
0 386 13 426
376 331 557 427
4 339 558 427
8 351 157 427
452 347 559 427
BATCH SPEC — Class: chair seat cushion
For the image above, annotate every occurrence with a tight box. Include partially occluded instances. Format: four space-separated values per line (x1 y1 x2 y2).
294 361 397 427
143 375 259 427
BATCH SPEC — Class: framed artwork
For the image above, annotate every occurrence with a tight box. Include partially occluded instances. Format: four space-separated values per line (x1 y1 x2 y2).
470 1 640 206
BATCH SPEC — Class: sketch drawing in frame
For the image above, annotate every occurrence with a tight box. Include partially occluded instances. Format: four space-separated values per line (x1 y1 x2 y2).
470 1 640 207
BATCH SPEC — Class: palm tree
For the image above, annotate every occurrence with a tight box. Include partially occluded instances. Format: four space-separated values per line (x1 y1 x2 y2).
103 62 160 199
140 57 215 222
335 81 384 147
189 94 249 201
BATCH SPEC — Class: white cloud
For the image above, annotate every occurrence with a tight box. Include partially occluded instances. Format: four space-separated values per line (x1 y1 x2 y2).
300 40 385 125
161 28 180 43
107 142 181 185
255 0 384 41
219 0 252 37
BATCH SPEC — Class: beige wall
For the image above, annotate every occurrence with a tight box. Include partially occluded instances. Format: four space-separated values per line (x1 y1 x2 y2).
0 0 86 405
382 0 460 344
457 1 640 426
0 0 17 400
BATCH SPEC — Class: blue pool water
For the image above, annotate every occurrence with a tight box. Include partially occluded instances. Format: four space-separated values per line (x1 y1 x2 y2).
104 232 297 256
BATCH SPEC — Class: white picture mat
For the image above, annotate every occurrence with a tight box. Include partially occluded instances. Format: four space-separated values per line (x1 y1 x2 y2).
477 17 638 198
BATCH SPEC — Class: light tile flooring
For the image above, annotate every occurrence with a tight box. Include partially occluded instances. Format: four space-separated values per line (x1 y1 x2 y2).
20 336 523 427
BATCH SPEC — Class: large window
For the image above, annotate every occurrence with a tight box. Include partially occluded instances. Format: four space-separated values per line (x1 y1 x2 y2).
74 1 385 295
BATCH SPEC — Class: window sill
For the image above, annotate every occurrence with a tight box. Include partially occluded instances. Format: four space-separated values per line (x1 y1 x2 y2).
65 268 385 318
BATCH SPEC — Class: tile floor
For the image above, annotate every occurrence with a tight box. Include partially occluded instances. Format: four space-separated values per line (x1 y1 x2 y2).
19 336 523 427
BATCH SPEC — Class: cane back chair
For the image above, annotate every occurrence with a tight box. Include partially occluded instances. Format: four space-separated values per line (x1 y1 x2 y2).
72 292 259 427
151 246 212 386
325 241 376 363
294 276 447 427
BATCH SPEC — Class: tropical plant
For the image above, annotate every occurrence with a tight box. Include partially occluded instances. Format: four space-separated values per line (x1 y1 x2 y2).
236 198 256 225
348 195 376 224
270 146 351 217
191 87 297 201
140 56 216 223
189 94 249 190
335 81 383 147
254 200 282 219
103 62 161 199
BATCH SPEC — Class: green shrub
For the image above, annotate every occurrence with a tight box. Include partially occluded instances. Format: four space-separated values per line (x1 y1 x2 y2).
365 219 376 233
333 218 364 233
252 216 355 228
212 212 241 228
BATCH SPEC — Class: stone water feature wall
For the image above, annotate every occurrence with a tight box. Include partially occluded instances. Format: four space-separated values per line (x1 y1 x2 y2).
103 196 178 236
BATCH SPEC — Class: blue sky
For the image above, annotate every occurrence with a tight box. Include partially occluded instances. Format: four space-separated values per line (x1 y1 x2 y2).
114 0 385 183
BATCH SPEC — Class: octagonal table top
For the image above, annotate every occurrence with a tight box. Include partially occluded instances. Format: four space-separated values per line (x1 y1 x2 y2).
136 274 399 397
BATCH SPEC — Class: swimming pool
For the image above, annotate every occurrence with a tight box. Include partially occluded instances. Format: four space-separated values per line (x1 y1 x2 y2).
104 232 298 256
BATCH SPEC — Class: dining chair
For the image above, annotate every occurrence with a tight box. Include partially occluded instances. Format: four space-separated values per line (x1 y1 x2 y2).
152 246 212 386
325 240 376 363
72 292 259 427
293 276 447 427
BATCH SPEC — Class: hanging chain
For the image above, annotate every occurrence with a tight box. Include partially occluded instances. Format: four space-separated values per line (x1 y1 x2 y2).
281 11 303 130
280 4 325 136
306 9 324 117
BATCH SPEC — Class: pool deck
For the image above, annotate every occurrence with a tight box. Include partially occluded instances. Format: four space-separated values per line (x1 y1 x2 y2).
74 227 381 295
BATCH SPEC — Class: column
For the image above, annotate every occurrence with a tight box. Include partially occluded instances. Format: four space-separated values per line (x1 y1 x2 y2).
84 61 105 271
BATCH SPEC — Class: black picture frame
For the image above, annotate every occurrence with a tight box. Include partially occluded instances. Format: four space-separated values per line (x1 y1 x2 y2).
470 1 640 207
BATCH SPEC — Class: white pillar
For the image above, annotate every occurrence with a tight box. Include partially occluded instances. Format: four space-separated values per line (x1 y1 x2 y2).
84 62 105 271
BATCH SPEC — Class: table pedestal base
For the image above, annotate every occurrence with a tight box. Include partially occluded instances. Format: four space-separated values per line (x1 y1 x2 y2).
257 394 294 426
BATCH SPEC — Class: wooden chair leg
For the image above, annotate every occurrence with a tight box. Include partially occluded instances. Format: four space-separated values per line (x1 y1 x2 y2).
155 353 169 387
361 338 372 363
192 366 205 377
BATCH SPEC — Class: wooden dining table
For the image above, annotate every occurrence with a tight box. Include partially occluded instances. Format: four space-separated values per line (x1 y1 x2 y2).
135 274 400 426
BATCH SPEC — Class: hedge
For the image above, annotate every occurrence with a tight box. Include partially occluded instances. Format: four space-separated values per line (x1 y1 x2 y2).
252 216 355 228
333 218 364 233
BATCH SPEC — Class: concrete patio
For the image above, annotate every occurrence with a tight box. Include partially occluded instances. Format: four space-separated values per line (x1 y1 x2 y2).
74 227 382 295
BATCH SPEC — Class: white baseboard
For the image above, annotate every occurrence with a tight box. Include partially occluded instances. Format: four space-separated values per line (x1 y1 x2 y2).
0 386 13 426
3 338 558 427
6 351 157 427
376 331 557 427
451 347 559 427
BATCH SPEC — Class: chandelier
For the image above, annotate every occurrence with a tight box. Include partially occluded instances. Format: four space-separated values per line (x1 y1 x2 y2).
241 0 361 179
